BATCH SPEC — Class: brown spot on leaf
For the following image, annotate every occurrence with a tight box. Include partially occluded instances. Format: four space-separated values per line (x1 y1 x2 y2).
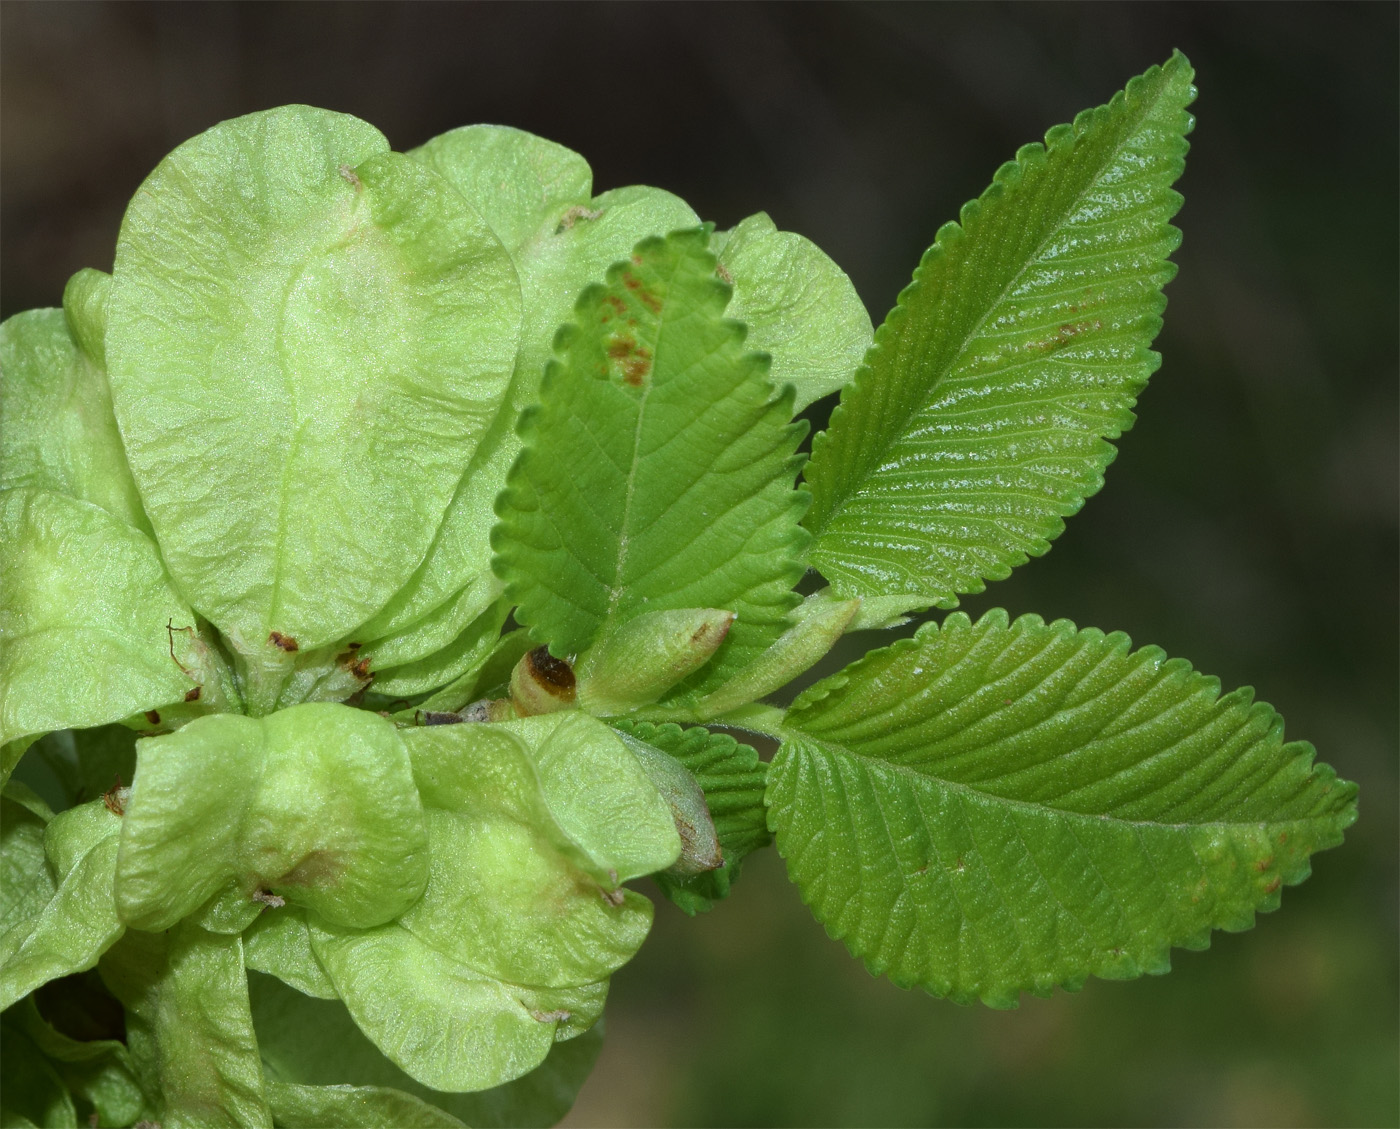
184 686 202 703
269 631 299 653
144 710 161 726
346 641 362 651
1254 857 1275 873
1027 319 1103 353
604 293 627 316
715 262 734 285
338 163 361 190
252 889 286 908
606 334 653 386
621 271 663 313
1263 877 1282 894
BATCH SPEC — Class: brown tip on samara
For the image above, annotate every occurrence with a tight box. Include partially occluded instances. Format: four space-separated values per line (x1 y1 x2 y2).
526 646 576 698
269 631 299 653
183 686 202 702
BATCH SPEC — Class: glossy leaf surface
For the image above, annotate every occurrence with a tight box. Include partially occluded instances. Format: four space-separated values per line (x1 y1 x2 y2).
769 609 1358 1006
805 53 1195 604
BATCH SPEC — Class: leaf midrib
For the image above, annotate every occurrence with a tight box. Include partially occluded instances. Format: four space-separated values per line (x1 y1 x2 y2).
813 81 1170 536
779 730 1331 835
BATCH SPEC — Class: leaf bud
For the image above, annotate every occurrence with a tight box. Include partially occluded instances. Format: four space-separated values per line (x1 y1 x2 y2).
509 646 577 716
576 608 735 715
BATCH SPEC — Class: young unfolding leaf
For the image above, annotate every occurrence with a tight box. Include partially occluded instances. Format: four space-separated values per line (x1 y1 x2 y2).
768 609 1358 1007
493 228 810 698
356 126 701 646
0 489 210 765
0 297 147 532
613 721 770 914
100 924 271 1128
0 800 124 1011
712 212 873 411
249 969 604 1127
805 53 1195 606
105 105 521 678
115 704 427 931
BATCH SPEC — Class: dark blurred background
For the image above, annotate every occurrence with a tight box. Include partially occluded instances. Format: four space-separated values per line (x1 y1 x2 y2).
3 3 1396 1125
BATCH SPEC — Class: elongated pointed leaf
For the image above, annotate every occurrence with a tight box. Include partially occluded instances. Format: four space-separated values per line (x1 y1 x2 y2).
713 212 872 411
106 105 521 665
249 969 603 1127
769 609 1358 1007
805 53 1195 604
116 704 427 931
356 127 700 644
493 228 809 697
613 721 770 914
1 299 147 532
0 489 207 757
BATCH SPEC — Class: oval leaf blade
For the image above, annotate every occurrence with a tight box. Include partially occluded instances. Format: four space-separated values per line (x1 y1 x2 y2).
769 609 1358 1007
804 53 1195 605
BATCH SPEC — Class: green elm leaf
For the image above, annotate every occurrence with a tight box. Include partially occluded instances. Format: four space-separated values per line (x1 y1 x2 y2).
0 299 147 532
358 126 700 646
769 609 1359 1007
612 721 770 914
492 227 809 698
804 52 1195 605
115 703 427 932
0 800 124 1012
249 969 603 1127
308 919 606 1093
105 105 521 669
712 212 872 411
0 489 209 759
99 924 272 1128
